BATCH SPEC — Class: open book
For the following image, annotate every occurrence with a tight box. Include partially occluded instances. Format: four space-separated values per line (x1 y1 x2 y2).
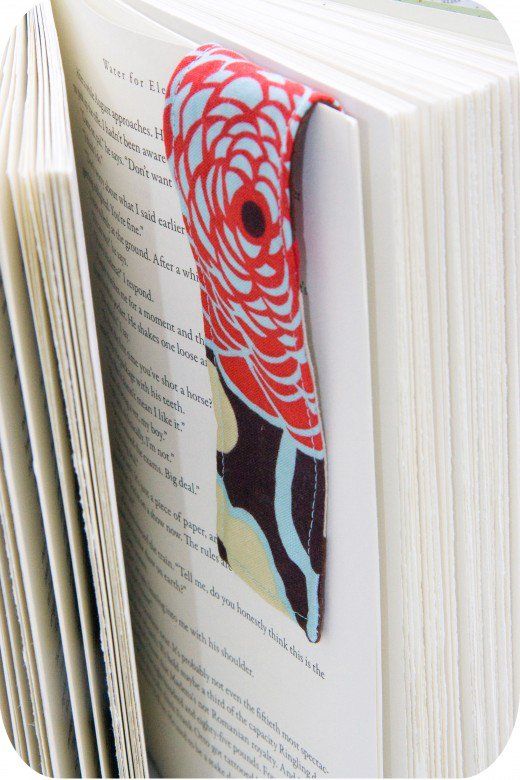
0 0 517 776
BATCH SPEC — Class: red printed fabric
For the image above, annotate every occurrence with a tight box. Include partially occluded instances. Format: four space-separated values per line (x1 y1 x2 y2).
164 44 339 642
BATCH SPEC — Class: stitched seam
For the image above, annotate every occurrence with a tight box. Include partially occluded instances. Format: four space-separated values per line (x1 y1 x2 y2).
215 360 311 624
215 348 225 485
282 94 320 560
225 553 309 622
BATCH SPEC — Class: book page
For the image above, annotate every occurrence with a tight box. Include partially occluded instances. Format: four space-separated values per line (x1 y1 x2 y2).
0 269 79 777
0 497 26 763
2 9 107 775
52 0 381 775
0 595 15 755
6 3 148 774
336 0 510 43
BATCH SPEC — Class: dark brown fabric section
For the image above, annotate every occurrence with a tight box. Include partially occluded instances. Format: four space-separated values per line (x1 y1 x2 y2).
292 450 326 575
211 352 310 630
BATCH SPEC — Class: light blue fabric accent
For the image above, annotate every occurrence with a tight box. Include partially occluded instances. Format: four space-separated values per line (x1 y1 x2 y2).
204 68 233 84
262 361 303 387
229 121 257 136
182 87 213 135
268 84 291 109
236 228 261 260
206 119 225 147
264 141 280 167
221 76 263 108
274 431 320 641
222 261 252 295
258 161 279 190
223 223 242 257
231 153 254 179
258 70 286 85
261 104 287 139
218 232 247 273
188 125 203 173
268 236 282 256
279 333 297 347
176 188 188 221
216 168 225 211
294 91 313 117
254 181 278 221
250 312 277 331
215 135 232 159
233 137 263 158
195 178 210 229
205 164 216 203
257 262 276 277
191 208 215 260
171 83 190 135
170 66 191 99
265 290 293 316
225 171 243 201
229 302 265 337
208 102 241 118
282 217 293 248
207 263 232 294
258 264 289 297
257 117 276 139
178 154 189 199
248 297 268 312
273 308 302 332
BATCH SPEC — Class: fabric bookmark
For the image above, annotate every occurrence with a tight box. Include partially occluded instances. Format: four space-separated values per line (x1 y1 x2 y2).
163 44 339 642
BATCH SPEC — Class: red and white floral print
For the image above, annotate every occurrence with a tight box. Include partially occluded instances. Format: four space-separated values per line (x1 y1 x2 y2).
164 44 338 456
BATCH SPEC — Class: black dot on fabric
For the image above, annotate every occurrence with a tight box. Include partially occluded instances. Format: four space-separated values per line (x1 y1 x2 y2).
241 200 265 238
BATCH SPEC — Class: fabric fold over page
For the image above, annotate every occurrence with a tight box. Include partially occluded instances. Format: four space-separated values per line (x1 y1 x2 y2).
163 44 340 642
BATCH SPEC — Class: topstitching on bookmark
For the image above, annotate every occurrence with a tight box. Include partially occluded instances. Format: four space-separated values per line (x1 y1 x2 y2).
163 44 340 642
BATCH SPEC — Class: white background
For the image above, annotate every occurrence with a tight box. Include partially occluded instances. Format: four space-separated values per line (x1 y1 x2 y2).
0 0 518 778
